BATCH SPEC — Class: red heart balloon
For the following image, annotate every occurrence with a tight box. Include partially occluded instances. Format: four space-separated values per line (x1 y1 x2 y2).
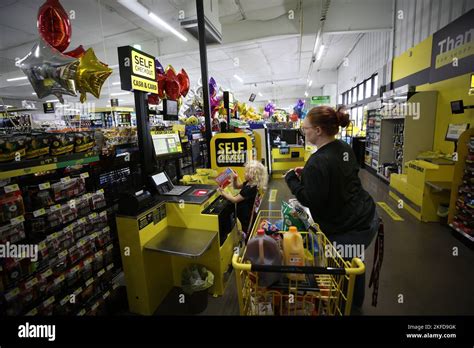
64 45 85 58
290 113 299 122
165 79 181 101
157 74 167 99
148 94 160 105
165 68 177 81
177 69 190 97
37 0 71 52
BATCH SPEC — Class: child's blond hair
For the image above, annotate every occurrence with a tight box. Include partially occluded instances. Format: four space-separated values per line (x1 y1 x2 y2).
245 160 268 192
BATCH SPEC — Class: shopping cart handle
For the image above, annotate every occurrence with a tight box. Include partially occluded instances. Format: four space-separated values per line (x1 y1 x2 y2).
232 254 366 275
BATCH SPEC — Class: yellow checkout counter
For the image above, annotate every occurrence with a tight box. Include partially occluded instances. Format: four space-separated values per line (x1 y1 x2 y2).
389 158 454 222
116 185 238 315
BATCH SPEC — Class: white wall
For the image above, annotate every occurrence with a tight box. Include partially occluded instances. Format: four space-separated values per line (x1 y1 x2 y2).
336 0 474 101
337 31 392 98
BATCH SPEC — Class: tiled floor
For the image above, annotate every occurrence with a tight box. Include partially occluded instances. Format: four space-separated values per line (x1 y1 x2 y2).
153 168 474 315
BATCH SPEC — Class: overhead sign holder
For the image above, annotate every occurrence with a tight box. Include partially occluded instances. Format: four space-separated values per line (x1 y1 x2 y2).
117 46 158 184
310 96 331 105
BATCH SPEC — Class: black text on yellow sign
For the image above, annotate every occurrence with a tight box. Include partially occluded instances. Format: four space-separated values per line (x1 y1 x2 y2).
131 75 158 94
131 50 155 80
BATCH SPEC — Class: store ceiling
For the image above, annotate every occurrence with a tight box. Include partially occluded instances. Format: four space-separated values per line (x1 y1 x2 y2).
0 0 392 109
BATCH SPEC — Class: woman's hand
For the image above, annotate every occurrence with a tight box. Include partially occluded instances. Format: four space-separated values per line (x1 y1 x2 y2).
295 167 303 177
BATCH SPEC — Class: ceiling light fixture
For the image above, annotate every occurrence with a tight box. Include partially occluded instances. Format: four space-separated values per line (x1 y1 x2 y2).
308 80 313 87
46 99 60 103
1 105 13 108
258 92 263 97
7 76 27 82
304 91 308 97
110 92 131 96
32 92 37 95
117 0 187 42
112 82 121 85
133 44 142 50
233 74 243 83
316 45 325 61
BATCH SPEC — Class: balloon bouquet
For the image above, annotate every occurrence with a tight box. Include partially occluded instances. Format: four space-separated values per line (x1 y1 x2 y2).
18 0 112 104
148 58 190 114
291 99 307 122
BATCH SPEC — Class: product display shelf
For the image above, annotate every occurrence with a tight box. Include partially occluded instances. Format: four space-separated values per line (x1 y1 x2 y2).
448 128 474 242
364 108 381 167
0 151 99 180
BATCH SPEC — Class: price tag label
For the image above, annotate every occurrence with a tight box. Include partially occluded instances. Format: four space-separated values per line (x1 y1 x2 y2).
10 215 25 225
39 182 51 190
25 277 39 289
86 278 94 287
106 263 114 271
60 296 69 306
78 239 87 247
89 212 98 219
59 250 68 258
99 211 107 218
26 308 38 316
63 224 73 232
61 176 71 183
5 287 20 301
98 189 104 194
95 250 103 257
39 241 47 250
91 302 100 311
73 287 83 296
106 244 113 251
80 172 90 179
50 204 61 212
33 208 46 218
54 274 65 285
71 265 80 274
4 184 20 193
79 217 87 224
90 232 98 239
97 269 105 277
41 268 53 279
43 296 55 307
112 283 119 290
103 291 111 299
103 226 110 233
77 309 86 316
52 232 60 240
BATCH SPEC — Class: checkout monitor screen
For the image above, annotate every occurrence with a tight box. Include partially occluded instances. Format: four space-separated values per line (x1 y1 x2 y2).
151 131 183 157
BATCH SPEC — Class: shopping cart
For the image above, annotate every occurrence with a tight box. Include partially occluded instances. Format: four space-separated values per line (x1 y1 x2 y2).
232 210 365 316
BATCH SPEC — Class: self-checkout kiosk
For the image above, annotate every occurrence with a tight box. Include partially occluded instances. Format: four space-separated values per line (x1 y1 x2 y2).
115 46 238 315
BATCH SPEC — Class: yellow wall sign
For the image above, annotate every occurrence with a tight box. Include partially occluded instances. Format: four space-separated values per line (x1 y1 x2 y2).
131 75 158 94
210 133 253 181
132 50 155 80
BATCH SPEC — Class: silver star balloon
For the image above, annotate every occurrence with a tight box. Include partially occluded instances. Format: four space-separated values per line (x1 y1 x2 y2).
17 38 78 104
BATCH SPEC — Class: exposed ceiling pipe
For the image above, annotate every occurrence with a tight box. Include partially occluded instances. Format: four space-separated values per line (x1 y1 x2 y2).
234 0 246 20
297 0 303 74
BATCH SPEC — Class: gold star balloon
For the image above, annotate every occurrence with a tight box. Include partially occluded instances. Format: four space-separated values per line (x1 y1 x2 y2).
74 48 112 103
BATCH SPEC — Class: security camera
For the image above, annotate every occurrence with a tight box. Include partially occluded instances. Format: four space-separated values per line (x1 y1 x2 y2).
312 57 316 63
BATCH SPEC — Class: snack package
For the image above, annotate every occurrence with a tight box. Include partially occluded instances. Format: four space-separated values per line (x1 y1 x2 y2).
74 131 96 153
90 190 106 210
215 168 236 188
0 221 26 244
46 206 63 229
49 132 75 156
281 200 307 231
0 192 25 224
23 184 54 212
51 177 86 203
75 196 91 217
60 203 77 225
0 135 26 162
25 133 50 159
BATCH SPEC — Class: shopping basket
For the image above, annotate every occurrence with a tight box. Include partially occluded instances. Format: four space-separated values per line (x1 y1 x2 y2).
232 210 365 316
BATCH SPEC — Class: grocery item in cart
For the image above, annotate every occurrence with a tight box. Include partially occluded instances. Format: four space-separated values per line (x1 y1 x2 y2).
244 229 282 287
283 226 305 281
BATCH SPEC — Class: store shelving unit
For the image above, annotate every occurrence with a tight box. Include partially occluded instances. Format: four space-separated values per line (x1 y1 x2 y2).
448 128 474 242
365 108 382 170
0 148 123 316
378 90 438 182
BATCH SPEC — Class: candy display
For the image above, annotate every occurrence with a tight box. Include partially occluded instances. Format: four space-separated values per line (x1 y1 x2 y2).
0 192 25 224
0 135 27 162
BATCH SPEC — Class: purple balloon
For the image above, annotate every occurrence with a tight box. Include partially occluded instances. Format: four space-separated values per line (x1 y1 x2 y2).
264 102 275 114
155 58 165 76
209 77 217 97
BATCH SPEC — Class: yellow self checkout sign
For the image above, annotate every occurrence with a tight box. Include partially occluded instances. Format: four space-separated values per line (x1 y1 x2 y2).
118 46 158 94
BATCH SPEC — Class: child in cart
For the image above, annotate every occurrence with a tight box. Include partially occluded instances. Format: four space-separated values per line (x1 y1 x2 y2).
218 160 268 240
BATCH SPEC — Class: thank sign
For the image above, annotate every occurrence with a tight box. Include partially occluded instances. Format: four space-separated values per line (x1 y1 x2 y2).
118 46 158 94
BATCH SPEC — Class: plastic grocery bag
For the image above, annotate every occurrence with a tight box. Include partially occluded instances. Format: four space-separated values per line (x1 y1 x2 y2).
281 200 307 231
181 264 215 295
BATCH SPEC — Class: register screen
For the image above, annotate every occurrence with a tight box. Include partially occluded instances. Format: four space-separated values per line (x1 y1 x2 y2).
152 172 168 186
151 131 183 157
